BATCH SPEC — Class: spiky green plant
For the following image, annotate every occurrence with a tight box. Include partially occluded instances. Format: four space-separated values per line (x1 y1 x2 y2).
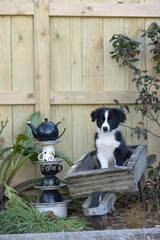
0 186 90 234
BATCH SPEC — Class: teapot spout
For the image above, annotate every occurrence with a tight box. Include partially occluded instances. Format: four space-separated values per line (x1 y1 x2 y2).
27 121 38 139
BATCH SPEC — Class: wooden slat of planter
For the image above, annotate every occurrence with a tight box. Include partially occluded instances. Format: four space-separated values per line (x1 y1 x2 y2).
49 3 160 17
0 2 33 15
0 92 35 105
66 164 129 178
65 167 134 198
66 177 133 198
128 145 147 187
65 145 147 198
50 91 138 105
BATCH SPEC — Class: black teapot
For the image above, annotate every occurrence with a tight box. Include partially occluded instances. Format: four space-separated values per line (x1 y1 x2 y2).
27 118 66 141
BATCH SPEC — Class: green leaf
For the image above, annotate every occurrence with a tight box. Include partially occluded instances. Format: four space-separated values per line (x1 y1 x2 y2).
4 184 17 200
55 151 73 167
124 105 130 113
153 84 160 89
0 153 12 176
113 99 120 105
0 147 13 155
148 202 154 213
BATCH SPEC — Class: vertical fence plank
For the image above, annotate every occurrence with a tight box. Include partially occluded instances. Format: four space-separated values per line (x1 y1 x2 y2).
70 0 85 162
11 0 35 185
34 0 50 180
34 0 50 120
82 0 104 156
103 0 126 142
50 2 71 91
0 3 12 149
50 0 72 175
103 0 125 92
124 0 146 145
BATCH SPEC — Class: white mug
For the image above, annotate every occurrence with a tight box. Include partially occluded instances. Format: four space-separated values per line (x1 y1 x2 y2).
38 145 55 161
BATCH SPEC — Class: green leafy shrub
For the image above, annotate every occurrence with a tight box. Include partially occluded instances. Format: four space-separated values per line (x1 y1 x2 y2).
110 22 160 215
110 22 160 140
144 163 160 216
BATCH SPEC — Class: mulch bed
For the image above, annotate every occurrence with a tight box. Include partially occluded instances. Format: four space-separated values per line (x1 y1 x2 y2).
68 192 160 230
105 193 160 230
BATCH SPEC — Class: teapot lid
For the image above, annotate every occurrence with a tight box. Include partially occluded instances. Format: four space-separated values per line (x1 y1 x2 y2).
38 118 57 129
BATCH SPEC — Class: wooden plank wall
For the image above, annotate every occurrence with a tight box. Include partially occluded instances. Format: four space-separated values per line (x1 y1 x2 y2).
0 0 159 184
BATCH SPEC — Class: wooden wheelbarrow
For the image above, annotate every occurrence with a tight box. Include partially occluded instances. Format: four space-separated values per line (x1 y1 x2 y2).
65 145 156 229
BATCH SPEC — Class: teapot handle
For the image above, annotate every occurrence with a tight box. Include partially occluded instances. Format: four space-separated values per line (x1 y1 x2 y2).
56 121 61 126
57 128 66 139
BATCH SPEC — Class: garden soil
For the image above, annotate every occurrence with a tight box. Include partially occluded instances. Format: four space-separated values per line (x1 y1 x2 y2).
68 192 160 230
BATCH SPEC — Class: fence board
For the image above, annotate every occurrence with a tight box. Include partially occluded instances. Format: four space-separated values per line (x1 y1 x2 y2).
0 92 35 105
50 0 73 173
124 0 146 145
0 2 160 17
49 2 160 17
0 2 33 16
50 12 71 90
34 0 50 120
103 0 126 142
70 0 84 162
11 0 35 185
103 0 125 92
0 4 12 148
50 91 138 105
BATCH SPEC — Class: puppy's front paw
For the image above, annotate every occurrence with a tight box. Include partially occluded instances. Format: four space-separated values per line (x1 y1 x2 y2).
97 154 109 168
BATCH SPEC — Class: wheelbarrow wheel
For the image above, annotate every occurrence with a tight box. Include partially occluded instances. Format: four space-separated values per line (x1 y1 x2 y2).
90 213 107 230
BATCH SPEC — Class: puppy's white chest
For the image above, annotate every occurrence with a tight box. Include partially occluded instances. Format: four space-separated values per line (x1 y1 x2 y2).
96 132 120 168
96 132 120 148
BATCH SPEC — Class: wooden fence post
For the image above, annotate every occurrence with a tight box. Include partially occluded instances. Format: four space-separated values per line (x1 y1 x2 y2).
34 0 50 120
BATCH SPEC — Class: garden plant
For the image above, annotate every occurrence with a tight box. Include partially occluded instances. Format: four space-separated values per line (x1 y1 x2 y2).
0 112 41 204
110 22 160 214
0 112 88 234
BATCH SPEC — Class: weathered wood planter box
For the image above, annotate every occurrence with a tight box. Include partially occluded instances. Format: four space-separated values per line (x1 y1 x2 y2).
65 145 148 198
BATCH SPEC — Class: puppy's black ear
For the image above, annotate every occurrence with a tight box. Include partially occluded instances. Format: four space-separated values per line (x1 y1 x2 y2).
91 108 101 122
114 108 126 123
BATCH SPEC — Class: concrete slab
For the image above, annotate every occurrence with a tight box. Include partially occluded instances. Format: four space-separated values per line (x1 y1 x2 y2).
0 228 160 240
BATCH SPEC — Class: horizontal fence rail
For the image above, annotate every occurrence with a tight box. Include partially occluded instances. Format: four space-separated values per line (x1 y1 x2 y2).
0 92 35 105
49 3 160 17
0 91 139 105
50 91 139 105
0 2 160 17
0 2 34 16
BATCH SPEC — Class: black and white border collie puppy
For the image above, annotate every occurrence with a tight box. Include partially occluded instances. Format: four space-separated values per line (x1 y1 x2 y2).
91 107 130 169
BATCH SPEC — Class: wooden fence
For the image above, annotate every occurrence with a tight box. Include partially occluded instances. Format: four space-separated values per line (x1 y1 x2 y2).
0 0 159 184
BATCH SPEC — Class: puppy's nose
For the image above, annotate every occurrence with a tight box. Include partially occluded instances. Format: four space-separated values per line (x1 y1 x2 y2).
103 126 108 132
